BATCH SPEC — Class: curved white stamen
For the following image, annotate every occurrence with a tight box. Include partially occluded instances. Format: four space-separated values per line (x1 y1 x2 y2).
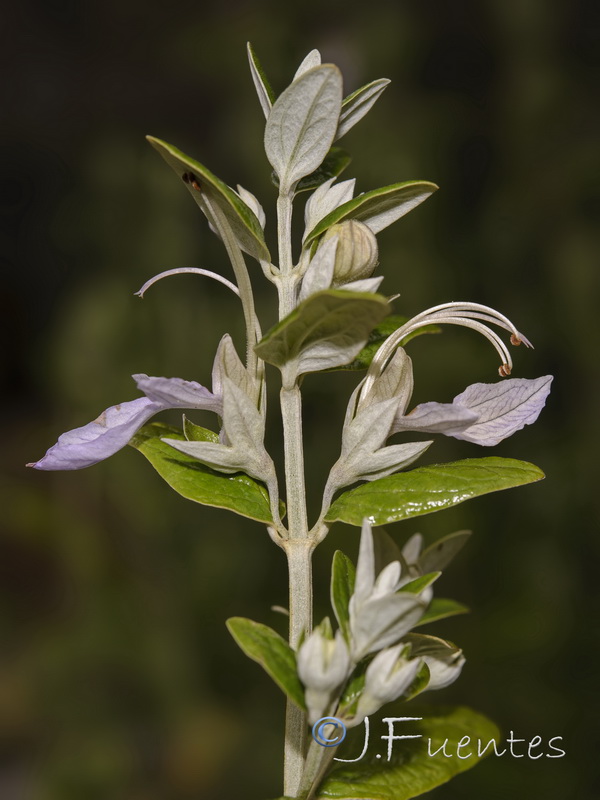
362 301 527 398
408 302 521 337
135 268 240 299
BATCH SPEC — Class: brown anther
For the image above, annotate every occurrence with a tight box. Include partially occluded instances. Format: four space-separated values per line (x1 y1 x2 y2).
498 363 512 377
510 334 522 346
191 179 202 192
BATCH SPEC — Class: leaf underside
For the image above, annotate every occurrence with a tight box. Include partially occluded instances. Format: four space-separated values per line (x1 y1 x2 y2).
255 289 390 374
129 422 275 523
324 457 545 526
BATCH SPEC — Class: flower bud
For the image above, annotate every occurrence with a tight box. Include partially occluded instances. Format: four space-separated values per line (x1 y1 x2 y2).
406 633 466 691
323 219 378 284
297 621 352 724
355 645 421 722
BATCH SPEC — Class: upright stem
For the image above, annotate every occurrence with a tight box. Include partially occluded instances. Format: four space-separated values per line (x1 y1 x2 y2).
284 539 313 796
277 187 314 797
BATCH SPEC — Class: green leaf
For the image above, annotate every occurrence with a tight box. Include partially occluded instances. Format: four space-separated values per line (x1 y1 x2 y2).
400 572 440 595
317 705 500 799
226 617 306 710
265 65 343 193
324 457 545 526
271 147 352 193
247 42 275 118
331 551 356 642
402 661 431 701
255 290 390 379
338 669 367 719
183 416 217 442
147 136 270 262
336 78 391 140
330 315 440 371
129 422 275 524
416 598 469 627
304 181 438 245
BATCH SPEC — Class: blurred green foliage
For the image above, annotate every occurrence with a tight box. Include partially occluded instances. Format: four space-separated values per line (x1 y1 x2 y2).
1 0 598 798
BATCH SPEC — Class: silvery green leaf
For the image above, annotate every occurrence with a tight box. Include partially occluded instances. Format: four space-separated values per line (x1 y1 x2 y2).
165 378 273 481
293 48 321 80
336 78 391 140
254 290 389 381
419 530 472 574
304 177 356 239
298 236 338 302
147 136 270 262
355 441 433 482
265 65 343 193
247 42 275 119
213 334 254 404
304 180 438 244
359 346 414 413
162 438 252 475
451 376 553 446
220 376 266 449
392 401 478 436
341 398 400 457
236 184 266 229
342 276 384 293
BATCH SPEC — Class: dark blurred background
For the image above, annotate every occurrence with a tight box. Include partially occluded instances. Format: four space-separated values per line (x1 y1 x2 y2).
1 0 599 798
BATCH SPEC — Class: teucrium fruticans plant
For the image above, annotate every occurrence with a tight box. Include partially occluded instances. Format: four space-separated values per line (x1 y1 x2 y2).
29 45 553 800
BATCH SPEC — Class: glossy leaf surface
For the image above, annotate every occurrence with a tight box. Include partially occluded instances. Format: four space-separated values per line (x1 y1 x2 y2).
325 457 545 526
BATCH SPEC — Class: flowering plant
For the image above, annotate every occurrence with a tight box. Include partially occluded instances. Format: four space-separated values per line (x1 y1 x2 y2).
30 45 551 800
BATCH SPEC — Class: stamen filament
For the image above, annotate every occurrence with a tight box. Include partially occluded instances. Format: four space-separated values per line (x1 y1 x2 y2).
135 267 241 299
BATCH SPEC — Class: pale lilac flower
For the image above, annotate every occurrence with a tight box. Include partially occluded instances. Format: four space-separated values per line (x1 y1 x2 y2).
28 351 224 471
